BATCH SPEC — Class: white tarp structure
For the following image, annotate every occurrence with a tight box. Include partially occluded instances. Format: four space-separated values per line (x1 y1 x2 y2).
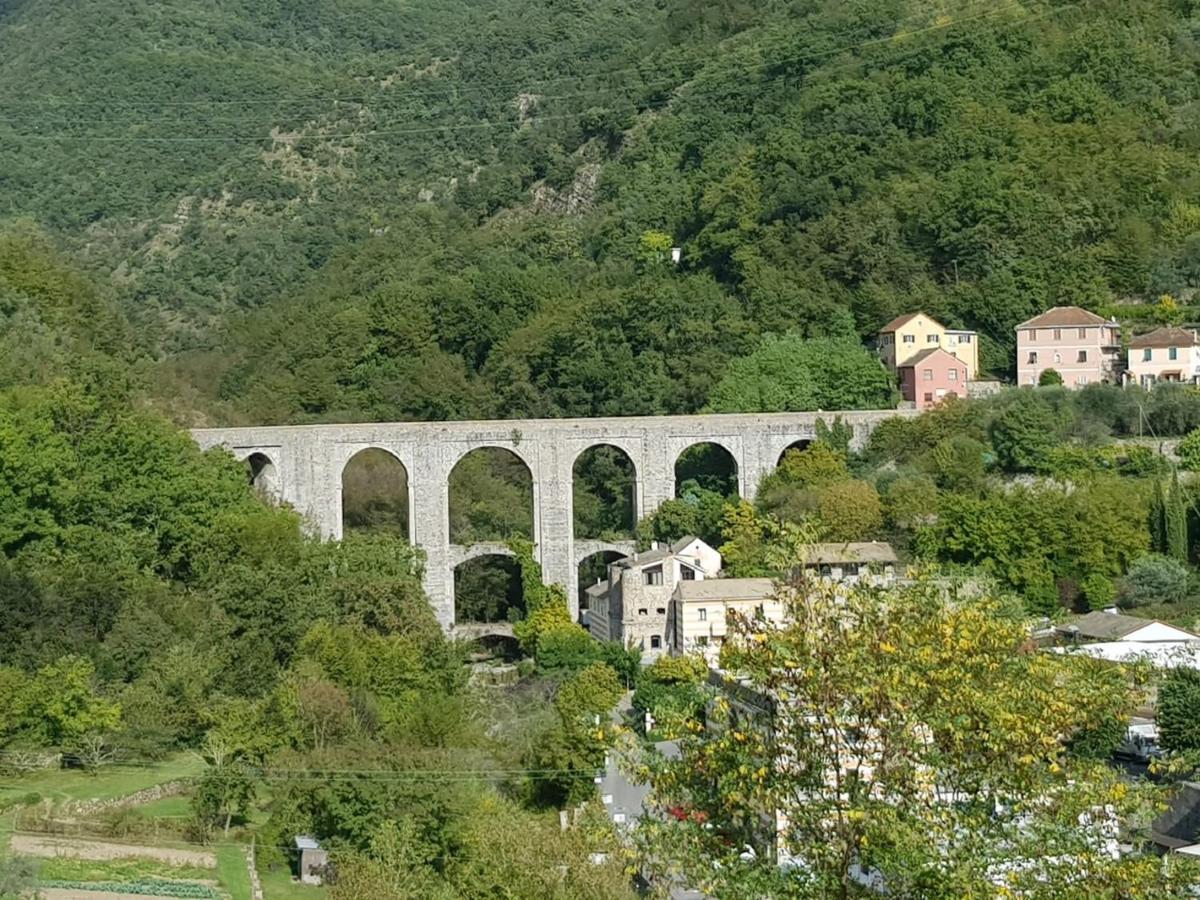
1052 640 1200 669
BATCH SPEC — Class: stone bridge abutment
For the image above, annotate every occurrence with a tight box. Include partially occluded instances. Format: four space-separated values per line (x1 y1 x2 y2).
192 410 912 629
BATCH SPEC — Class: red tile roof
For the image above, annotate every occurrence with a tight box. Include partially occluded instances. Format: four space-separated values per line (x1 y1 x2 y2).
897 347 968 369
1129 327 1199 349
1015 306 1110 329
879 312 937 333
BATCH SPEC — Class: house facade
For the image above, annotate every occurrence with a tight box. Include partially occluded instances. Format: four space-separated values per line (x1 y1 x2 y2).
1015 306 1122 388
668 577 780 665
1126 327 1200 387
802 542 898 586
897 348 969 410
878 312 979 380
585 536 722 661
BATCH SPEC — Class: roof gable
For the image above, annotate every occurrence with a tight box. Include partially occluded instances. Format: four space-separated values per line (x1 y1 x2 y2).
1129 327 1199 349
880 312 942 333
1064 610 1198 642
898 347 968 369
1016 306 1109 330
806 542 898 565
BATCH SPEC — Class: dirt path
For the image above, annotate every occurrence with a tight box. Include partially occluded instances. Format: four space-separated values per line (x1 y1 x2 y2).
11 833 216 867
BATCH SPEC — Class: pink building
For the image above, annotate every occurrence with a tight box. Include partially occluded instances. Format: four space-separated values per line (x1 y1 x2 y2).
897 348 968 410
1015 306 1122 388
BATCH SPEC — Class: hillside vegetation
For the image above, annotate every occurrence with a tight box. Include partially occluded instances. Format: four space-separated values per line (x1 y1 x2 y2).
2 0 1200 425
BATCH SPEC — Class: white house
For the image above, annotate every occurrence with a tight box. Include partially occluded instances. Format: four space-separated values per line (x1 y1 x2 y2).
668 577 780 665
1126 327 1200 387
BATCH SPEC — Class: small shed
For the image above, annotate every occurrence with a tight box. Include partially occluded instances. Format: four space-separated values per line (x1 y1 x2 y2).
294 835 327 885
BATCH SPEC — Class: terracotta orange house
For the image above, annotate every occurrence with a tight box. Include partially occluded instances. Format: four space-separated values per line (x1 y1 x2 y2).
897 348 968 409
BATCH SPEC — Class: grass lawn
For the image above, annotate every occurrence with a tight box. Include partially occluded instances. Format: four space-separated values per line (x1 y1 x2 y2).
215 845 252 900
130 794 194 820
0 752 203 811
259 864 328 900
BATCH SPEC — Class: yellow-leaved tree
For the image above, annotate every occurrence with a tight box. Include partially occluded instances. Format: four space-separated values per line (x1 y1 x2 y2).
637 568 1195 898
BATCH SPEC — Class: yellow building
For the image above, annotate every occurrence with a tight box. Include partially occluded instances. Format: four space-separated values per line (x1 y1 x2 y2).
878 312 979 381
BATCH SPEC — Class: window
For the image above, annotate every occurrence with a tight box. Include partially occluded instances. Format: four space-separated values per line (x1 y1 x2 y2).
1029 329 1038 341
902 334 915 344
680 566 696 581
1078 328 1087 339
1077 375 1089 385
947 369 958 381
650 635 661 650
638 608 647 616
643 565 663 586
656 607 665 615
923 392 933 402
922 368 933 381
1143 348 1152 362
959 333 972 343
1053 352 1061 364
1053 328 1062 340
1077 350 1088 363
697 636 708 647
927 334 939 344
1170 347 1179 361
1028 351 1038 364
698 608 707 622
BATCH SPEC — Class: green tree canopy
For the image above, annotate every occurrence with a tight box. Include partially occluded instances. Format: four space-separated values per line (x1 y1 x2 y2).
707 336 896 413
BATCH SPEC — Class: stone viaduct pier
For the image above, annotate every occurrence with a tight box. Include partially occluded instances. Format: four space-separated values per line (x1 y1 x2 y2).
191 410 911 630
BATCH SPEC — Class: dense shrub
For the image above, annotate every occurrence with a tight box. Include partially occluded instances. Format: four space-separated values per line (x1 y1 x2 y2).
1158 668 1200 754
1119 555 1190 607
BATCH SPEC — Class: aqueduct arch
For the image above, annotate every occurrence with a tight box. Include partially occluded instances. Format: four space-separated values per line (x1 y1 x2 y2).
195 409 912 630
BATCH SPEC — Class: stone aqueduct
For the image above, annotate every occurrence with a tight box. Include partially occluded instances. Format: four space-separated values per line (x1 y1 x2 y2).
191 410 912 630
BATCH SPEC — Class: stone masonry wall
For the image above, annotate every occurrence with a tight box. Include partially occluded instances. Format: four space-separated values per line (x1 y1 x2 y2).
192 409 913 631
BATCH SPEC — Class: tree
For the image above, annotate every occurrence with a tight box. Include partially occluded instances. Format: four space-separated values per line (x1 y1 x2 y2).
1039 368 1064 386
529 663 623 806
883 475 939 532
817 480 883 541
20 655 120 747
989 393 1060 472
1167 469 1189 563
707 335 897 413
639 575 1180 897
1119 554 1189 607
191 739 257 839
1158 667 1200 755
1178 428 1200 471
770 443 849 490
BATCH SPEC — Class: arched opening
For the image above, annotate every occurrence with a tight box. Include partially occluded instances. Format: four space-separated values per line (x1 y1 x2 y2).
675 442 738 499
577 550 626 613
246 452 279 498
448 447 534 544
776 440 813 467
341 448 409 538
455 555 525 625
573 445 636 539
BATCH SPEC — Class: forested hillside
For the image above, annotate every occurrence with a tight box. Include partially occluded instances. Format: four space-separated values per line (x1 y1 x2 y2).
2 0 1200 424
